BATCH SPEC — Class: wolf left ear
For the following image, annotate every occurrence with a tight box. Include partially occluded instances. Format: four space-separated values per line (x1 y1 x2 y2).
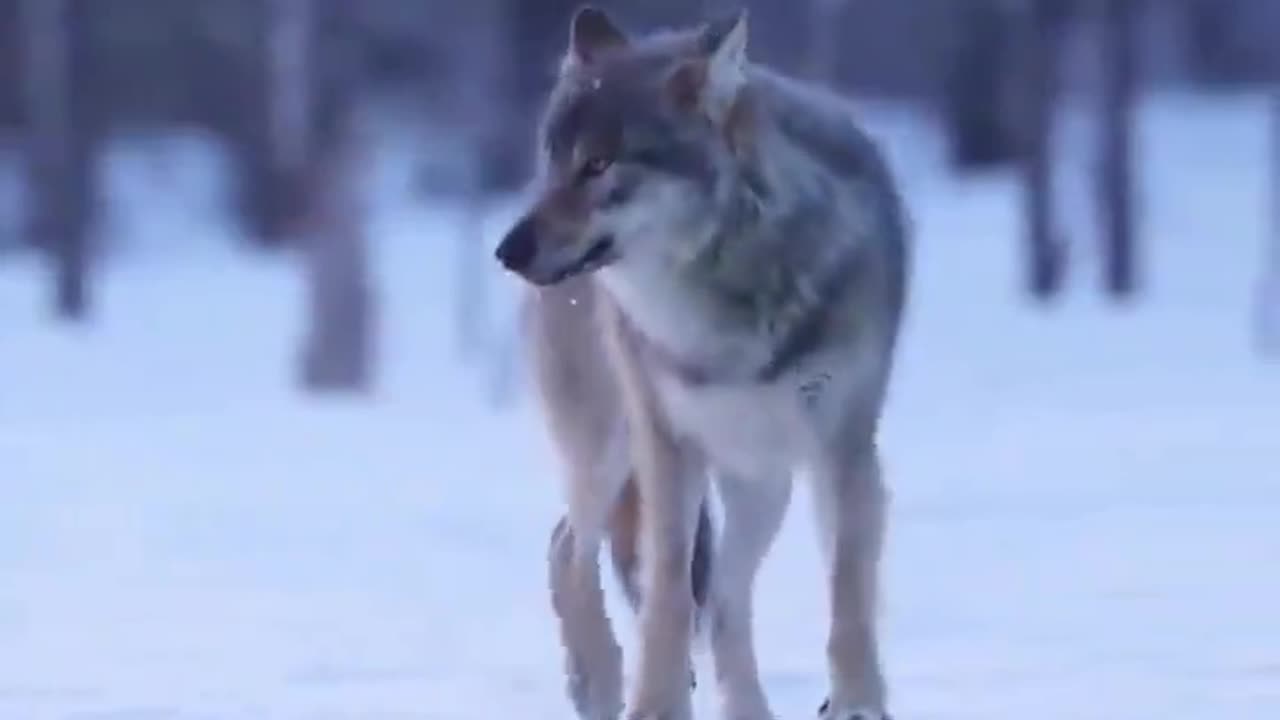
564 6 629 72
666 9 749 123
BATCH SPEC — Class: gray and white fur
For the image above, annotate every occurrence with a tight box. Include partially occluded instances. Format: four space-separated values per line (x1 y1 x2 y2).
496 6 910 720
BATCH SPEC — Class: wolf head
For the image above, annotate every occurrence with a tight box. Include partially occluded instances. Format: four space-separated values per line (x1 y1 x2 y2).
495 6 758 286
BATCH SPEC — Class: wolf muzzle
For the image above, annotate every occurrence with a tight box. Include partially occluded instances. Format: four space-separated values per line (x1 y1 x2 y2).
495 216 539 274
495 216 617 286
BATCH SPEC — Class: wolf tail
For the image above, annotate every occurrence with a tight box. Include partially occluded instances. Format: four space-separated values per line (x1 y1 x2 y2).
607 473 716 638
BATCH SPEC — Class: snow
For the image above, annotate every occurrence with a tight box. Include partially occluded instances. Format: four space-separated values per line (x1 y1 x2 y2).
2 92 1278 719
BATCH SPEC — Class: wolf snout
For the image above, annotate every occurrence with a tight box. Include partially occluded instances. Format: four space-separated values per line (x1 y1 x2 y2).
495 217 538 273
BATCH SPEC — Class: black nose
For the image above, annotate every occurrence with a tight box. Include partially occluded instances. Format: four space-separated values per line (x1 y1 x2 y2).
495 217 538 272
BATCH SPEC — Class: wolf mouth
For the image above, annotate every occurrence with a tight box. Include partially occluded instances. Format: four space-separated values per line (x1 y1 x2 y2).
551 235 617 283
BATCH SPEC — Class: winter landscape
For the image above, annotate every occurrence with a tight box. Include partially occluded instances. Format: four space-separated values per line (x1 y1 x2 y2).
2 91 1278 720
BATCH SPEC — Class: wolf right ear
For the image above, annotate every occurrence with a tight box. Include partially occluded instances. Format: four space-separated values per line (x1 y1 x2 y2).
563 6 629 72
666 9 749 123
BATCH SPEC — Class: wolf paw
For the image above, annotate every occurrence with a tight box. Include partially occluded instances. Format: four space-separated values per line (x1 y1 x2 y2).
624 697 695 720
719 709 777 720
566 667 622 720
816 697 891 720
624 711 693 720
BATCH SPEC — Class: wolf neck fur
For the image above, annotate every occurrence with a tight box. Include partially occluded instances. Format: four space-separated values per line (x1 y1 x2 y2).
602 110 855 382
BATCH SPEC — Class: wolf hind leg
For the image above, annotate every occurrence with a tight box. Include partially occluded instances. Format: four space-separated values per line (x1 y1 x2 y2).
608 476 715 693
609 478 716 623
810 443 890 720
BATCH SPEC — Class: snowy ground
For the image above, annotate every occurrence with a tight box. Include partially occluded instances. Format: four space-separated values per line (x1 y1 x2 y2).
2 93 1279 720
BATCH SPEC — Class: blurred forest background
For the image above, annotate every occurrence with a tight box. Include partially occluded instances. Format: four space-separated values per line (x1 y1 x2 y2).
1 0 1277 393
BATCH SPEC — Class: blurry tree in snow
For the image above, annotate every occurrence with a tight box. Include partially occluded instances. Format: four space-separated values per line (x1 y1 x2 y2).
1097 0 1140 299
267 0 374 392
299 120 374 392
1182 0 1273 88
804 0 843 85
941 1 1019 172
1257 87 1280 356
0 1 19 251
262 0 313 246
449 1 503 363
1017 0 1070 300
0 1 18 128
492 0 579 192
19 0 96 320
1003 0 1139 302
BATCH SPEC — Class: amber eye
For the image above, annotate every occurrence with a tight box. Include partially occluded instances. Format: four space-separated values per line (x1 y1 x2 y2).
578 156 612 181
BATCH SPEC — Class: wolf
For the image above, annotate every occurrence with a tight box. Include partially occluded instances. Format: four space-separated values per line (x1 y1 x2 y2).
495 6 910 720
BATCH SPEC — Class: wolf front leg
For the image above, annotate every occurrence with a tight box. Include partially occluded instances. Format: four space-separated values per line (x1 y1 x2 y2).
809 442 890 720
707 472 791 720
549 512 625 720
625 433 707 720
597 297 704 719
547 413 633 720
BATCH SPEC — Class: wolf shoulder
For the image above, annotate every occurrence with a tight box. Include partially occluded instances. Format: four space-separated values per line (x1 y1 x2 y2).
745 66 898 190
747 65 911 352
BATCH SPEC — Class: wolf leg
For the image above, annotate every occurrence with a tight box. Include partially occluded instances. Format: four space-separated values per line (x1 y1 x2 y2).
809 443 889 720
549 515 625 720
625 446 707 720
608 478 715 694
707 473 791 720
550 442 632 720
609 480 716 626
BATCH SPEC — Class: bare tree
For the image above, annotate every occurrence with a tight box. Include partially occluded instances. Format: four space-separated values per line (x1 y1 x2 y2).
1097 0 1140 299
20 0 93 320
1018 0 1069 300
299 116 375 392
454 176 492 363
267 0 312 194
452 3 502 363
219 0 311 248
805 0 843 83
0 1 18 127
1257 87 1280 356
278 0 374 392
941 1 1019 171
1182 0 1266 88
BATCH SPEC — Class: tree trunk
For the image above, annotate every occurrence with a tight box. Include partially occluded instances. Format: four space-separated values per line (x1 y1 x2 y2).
20 0 93 320
292 0 371 392
487 0 579 192
1019 0 1069 300
1257 89 1280 356
1183 0 1254 88
0 0 18 127
232 0 312 248
299 122 374 392
1098 0 1139 299
267 0 312 187
942 1 1018 171
452 2 501 361
805 0 842 84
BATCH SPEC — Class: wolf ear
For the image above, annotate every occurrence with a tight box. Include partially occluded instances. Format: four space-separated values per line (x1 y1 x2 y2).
667 9 749 122
701 8 750 66
564 6 628 71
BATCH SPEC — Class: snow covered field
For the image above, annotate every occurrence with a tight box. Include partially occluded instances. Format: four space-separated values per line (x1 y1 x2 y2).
1 94 1278 719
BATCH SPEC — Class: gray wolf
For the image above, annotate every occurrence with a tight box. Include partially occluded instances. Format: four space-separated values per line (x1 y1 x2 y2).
495 6 910 720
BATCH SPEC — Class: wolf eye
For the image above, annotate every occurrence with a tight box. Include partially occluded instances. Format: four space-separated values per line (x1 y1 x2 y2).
577 156 612 181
